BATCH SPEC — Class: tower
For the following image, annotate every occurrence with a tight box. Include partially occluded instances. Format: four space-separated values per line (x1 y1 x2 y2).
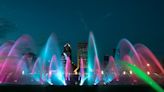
61 43 72 64
75 42 88 73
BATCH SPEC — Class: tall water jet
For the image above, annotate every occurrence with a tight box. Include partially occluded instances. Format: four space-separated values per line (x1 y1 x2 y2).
79 57 86 85
103 56 116 84
87 32 102 85
135 44 164 75
0 42 13 68
31 33 65 85
31 57 42 83
0 42 13 83
110 56 119 81
14 56 28 82
48 55 57 85
0 35 34 83
115 39 143 72
0 32 163 86
47 55 65 85
65 56 72 81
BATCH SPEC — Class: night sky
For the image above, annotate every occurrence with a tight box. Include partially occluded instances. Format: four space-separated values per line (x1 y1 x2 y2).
0 0 164 62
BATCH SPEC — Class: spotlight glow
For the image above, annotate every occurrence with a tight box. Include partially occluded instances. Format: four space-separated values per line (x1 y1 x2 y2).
147 64 150 67
123 71 126 75
101 70 104 75
147 71 150 75
129 70 133 75
22 71 24 75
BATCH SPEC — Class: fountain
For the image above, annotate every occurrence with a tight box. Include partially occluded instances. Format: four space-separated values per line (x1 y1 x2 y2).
31 33 66 85
0 32 163 92
87 32 102 85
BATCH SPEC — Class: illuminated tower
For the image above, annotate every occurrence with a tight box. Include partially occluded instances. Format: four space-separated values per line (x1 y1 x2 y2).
64 43 72 59
61 43 72 63
75 42 88 74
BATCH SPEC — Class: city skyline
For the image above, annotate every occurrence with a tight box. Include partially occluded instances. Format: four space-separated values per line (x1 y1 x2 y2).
0 1 164 90
0 0 164 63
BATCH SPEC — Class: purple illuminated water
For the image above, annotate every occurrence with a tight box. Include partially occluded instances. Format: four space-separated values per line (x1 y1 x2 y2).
0 32 163 86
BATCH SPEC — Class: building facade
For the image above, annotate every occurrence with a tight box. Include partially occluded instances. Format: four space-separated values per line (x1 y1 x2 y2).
75 42 88 73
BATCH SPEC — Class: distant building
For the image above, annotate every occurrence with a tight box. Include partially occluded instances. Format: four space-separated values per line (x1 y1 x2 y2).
103 55 110 68
75 42 88 73
64 43 72 59
104 55 110 61
61 43 72 64
61 43 77 73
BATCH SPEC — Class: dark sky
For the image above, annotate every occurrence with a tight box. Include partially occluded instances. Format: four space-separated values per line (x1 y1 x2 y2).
0 0 164 62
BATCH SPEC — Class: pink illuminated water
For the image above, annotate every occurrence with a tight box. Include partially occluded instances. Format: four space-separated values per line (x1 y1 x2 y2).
65 57 72 81
0 33 163 86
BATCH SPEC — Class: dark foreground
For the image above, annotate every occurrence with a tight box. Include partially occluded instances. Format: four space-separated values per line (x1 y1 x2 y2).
0 85 163 92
